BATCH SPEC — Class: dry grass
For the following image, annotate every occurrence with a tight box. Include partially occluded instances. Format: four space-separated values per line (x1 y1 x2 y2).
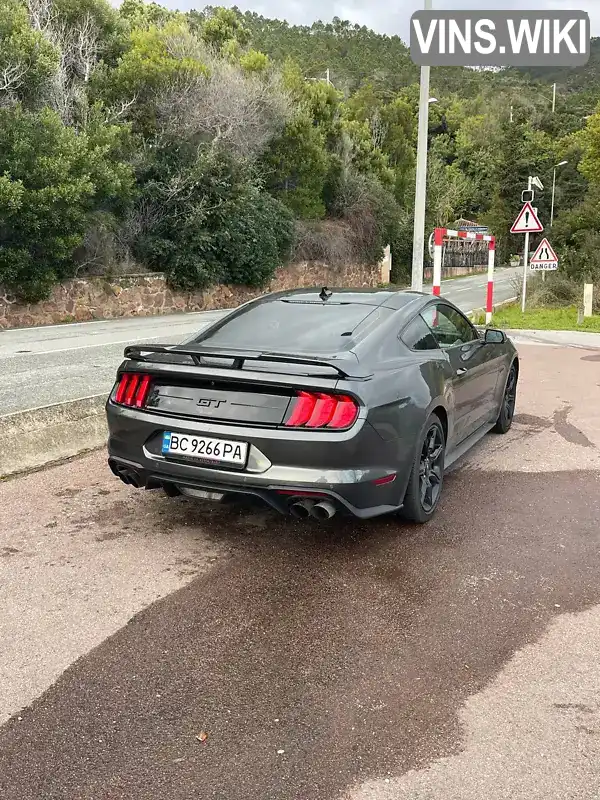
291 220 359 266
511 273 600 314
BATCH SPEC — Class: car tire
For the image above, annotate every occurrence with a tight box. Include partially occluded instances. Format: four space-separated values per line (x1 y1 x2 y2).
399 413 445 524
492 363 518 434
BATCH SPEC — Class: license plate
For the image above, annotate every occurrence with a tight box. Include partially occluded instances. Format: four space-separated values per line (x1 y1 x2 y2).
161 432 248 467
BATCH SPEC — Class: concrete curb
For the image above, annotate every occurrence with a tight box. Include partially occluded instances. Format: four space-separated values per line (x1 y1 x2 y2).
503 328 600 349
0 394 107 479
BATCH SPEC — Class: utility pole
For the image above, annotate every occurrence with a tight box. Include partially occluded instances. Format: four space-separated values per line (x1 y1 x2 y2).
326 68 330 85
552 82 556 113
411 0 433 292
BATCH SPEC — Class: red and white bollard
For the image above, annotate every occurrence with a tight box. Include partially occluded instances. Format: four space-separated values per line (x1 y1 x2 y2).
486 237 496 325
432 227 444 297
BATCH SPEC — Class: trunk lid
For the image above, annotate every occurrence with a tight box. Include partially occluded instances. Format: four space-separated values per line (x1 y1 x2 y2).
117 344 370 427
146 379 293 425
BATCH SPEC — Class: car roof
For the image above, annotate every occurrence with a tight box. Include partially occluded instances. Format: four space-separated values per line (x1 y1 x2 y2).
255 286 432 311
185 286 468 370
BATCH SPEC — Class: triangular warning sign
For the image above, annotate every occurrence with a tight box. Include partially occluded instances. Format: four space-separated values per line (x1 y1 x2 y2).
530 238 558 264
510 202 544 233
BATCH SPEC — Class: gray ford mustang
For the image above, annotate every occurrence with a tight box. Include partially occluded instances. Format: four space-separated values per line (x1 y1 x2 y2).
106 287 518 523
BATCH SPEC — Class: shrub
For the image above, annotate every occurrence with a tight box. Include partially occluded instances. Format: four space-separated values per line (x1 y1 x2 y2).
0 105 133 301
215 189 295 286
329 169 402 266
261 111 330 219
291 219 355 265
133 145 294 290
527 274 580 308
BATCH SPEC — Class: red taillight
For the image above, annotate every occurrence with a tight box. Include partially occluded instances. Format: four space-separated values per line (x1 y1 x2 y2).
285 391 317 426
285 391 359 430
329 395 359 429
124 374 140 406
114 373 152 408
306 393 337 428
115 374 129 404
134 374 152 407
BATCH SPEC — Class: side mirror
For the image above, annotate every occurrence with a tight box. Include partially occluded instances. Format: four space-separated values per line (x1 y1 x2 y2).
484 328 506 344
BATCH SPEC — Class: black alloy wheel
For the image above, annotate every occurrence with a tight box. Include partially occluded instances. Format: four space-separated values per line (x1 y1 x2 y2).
493 364 518 434
400 414 446 524
419 424 445 513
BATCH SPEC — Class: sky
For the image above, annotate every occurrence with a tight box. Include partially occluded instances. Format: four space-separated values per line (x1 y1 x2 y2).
140 0 600 41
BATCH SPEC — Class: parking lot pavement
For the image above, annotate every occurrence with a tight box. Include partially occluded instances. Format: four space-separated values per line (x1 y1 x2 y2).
1 341 599 800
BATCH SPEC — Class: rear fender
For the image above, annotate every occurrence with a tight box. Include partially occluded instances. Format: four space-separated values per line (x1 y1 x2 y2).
424 398 450 447
390 400 448 509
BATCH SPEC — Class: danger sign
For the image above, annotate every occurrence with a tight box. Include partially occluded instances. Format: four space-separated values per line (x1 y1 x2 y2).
511 202 544 234
530 238 559 271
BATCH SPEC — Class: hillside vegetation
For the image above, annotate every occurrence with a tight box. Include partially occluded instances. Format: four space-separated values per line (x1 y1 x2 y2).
0 0 599 302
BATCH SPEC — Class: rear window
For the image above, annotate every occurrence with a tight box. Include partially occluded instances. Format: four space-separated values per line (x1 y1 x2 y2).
193 300 393 353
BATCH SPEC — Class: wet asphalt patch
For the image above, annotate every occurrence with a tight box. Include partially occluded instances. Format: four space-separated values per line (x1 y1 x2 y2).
1 468 600 800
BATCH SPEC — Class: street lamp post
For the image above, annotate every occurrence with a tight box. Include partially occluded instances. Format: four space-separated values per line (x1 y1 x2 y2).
411 0 435 292
550 160 568 227
545 159 567 282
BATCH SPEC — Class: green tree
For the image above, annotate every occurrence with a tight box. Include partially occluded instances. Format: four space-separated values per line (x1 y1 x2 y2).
0 105 133 300
426 157 473 228
579 107 600 186
134 144 294 290
262 112 330 218
551 187 600 282
200 7 251 52
0 0 58 107
94 20 208 136
119 0 176 30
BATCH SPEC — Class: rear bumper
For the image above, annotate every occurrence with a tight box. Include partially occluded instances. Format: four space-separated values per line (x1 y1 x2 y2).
106 402 415 518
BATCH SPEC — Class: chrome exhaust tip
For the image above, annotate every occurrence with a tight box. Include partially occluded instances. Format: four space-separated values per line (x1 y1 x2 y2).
289 499 314 519
127 471 143 488
311 500 337 520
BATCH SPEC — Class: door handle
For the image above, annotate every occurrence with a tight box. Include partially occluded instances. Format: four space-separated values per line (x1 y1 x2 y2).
456 368 467 375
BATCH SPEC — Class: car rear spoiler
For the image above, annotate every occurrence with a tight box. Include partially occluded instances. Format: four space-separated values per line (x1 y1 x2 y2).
123 344 370 379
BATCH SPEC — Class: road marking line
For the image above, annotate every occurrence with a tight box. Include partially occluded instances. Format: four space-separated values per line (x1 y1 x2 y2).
3 309 230 334
0 336 171 359
0 321 219 359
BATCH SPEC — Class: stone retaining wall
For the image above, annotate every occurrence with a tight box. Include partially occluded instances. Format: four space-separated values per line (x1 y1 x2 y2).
422 264 488 281
0 261 380 330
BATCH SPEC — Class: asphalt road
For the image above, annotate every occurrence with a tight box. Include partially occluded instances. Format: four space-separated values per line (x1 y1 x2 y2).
1 339 600 800
0 269 520 415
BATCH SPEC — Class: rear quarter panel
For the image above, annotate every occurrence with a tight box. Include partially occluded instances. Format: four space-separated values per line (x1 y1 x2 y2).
360 355 454 452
